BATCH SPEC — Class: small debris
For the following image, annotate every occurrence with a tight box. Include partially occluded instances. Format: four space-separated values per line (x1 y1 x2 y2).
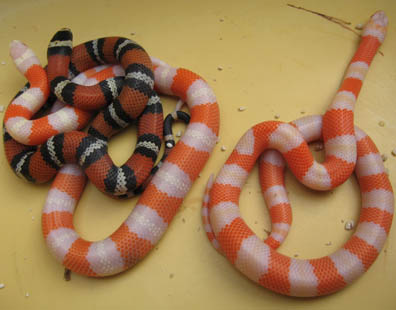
382 154 388 162
355 23 364 30
1 61 5 65
294 254 299 258
198 173 201 178
217 66 223 71
300 110 306 114
130 32 136 36
378 121 385 127
182 218 186 223
169 273 174 279
219 18 224 22
341 219 345 223
31 216 35 221
0 105 4 113
274 114 280 119
25 292 29 298
64 268 71 281
391 149 396 157
254 221 258 225
264 229 271 235
221 145 227 152
175 130 182 138
287 4 360 36
345 220 355 231
0 283 5 289
238 106 247 111
166 142 173 148
325 241 332 246
219 37 223 41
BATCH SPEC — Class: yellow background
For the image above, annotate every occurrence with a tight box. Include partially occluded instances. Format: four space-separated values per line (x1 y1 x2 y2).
0 0 396 309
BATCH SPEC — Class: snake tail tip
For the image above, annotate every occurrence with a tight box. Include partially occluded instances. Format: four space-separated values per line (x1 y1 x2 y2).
9 40 28 57
9 40 22 48
371 10 388 27
207 174 215 188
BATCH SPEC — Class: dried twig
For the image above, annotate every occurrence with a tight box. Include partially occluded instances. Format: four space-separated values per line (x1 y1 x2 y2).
287 4 351 25
287 3 384 56
287 3 360 36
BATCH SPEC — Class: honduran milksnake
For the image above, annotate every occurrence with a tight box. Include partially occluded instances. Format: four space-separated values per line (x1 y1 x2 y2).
202 11 393 297
2 10 392 297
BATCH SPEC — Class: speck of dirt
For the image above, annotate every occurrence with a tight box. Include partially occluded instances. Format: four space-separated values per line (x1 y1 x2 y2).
64 269 71 281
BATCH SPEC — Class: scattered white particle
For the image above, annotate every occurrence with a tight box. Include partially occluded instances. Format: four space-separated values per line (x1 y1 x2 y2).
217 66 223 71
175 130 182 138
238 106 246 111
391 148 396 157
0 105 4 113
345 220 355 231
0 283 5 289
325 241 332 246
25 292 29 297
314 143 324 152
221 145 227 152
378 121 385 127
274 114 280 119
166 142 173 148
382 154 388 162
31 216 35 221
355 23 364 30
1 61 5 65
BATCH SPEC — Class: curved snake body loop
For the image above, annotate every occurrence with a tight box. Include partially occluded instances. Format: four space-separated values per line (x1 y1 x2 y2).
202 11 393 297
41 59 219 276
4 30 166 198
4 41 125 146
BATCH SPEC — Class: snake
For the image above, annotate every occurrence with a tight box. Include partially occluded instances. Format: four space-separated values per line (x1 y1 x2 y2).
202 11 393 297
4 29 166 198
40 57 219 276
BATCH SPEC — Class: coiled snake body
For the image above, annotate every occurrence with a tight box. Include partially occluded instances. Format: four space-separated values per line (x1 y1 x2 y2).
4 31 219 275
202 11 393 297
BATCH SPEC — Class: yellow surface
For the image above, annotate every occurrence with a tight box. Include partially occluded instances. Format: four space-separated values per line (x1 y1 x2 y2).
0 0 395 309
